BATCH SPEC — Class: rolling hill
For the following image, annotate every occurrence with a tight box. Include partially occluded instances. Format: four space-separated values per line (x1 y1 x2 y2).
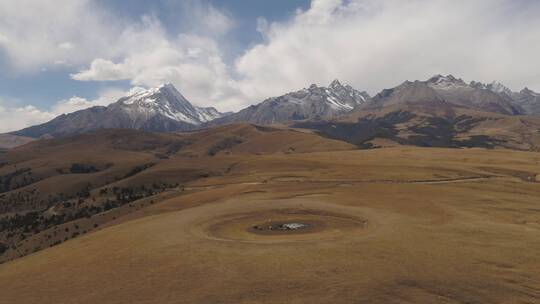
0 144 539 303
0 124 353 262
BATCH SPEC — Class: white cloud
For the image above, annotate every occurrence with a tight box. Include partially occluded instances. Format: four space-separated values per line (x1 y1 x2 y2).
0 33 8 45
0 0 124 71
233 0 540 102
3 0 540 120
256 17 269 40
0 0 237 72
0 103 55 133
166 0 237 38
0 0 243 132
71 58 130 81
68 0 540 112
50 87 134 115
58 42 75 50
195 4 236 36
71 32 245 110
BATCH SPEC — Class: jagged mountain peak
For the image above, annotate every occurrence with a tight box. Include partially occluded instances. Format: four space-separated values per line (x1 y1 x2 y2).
120 83 187 106
207 81 370 126
329 79 363 94
469 80 514 96
298 81 369 104
428 74 460 82
159 82 175 88
112 83 222 125
521 87 533 94
520 87 539 96
427 74 467 89
329 79 343 89
487 81 512 94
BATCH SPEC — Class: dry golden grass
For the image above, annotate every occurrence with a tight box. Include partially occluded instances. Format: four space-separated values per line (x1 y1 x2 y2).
334 105 540 151
0 124 355 261
1 145 539 303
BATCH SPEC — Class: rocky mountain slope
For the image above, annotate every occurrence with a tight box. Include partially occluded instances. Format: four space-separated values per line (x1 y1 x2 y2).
513 87 540 114
208 79 370 126
0 134 35 149
10 84 224 138
365 75 524 115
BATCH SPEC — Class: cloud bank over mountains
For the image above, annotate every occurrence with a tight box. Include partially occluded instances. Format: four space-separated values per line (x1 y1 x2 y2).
1 0 540 132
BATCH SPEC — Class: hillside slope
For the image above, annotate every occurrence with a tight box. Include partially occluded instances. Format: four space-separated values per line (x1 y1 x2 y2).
0 147 539 303
0 124 354 262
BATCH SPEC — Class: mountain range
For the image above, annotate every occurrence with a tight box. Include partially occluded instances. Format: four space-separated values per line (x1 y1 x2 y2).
293 75 540 150
10 79 371 138
4 74 540 150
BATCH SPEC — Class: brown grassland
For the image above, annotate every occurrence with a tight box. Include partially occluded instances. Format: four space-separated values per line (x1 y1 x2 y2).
0 124 539 303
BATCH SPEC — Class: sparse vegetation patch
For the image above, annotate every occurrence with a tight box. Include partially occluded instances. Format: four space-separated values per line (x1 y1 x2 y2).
208 137 243 156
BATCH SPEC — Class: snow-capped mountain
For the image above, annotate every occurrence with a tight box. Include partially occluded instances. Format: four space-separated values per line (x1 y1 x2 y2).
111 83 222 125
327 79 370 108
11 84 225 138
208 79 370 126
427 74 469 90
470 80 514 96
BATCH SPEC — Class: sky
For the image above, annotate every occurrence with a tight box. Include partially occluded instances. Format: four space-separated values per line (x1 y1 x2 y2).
1 0 540 132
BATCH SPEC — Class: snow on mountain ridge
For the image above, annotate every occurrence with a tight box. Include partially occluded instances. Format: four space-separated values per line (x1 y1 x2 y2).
428 75 515 94
116 83 224 125
206 80 370 126
487 81 513 95
469 80 514 96
283 79 370 111
522 88 540 97
427 74 468 90
322 79 370 108
283 80 368 110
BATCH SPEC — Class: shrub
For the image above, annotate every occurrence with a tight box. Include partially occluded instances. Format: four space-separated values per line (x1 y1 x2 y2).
69 163 98 174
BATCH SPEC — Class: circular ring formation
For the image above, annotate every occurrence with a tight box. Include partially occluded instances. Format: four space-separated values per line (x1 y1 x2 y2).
194 208 369 244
